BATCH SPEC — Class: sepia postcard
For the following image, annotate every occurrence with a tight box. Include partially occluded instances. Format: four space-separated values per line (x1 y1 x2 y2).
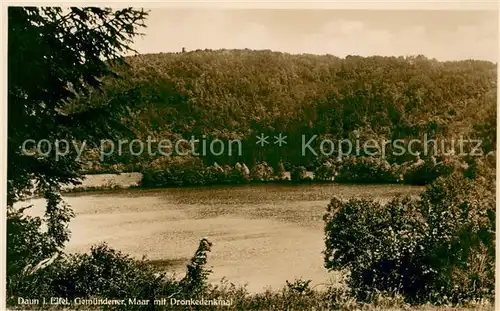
3 2 498 310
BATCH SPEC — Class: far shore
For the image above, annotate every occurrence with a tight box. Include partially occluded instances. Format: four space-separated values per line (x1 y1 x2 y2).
15 171 427 201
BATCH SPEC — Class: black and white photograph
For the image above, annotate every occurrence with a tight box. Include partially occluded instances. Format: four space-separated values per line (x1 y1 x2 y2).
4 2 498 310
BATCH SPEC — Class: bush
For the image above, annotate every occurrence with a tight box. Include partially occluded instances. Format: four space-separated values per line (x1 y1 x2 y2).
204 163 251 185
250 162 274 182
141 159 255 187
7 193 74 301
323 196 425 302
285 278 312 296
402 155 458 185
464 154 496 188
314 160 336 182
417 174 495 302
323 172 495 304
335 156 398 184
141 156 207 187
290 166 308 183
229 163 251 184
53 244 179 301
204 162 226 184
275 160 288 181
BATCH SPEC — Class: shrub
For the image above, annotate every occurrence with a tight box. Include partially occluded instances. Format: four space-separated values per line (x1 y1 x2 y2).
7 239 214 308
204 163 251 185
290 166 308 183
335 156 398 184
464 154 496 188
179 238 213 296
52 244 179 301
314 160 336 182
323 172 495 304
323 195 424 302
275 160 288 181
285 279 312 296
141 160 254 187
204 162 225 184
417 173 495 302
402 155 458 185
7 193 74 301
141 156 207 187
229 163 251 184
250 162 274 182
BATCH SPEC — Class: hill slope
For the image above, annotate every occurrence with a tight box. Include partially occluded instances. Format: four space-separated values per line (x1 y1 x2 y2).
76 49 497 168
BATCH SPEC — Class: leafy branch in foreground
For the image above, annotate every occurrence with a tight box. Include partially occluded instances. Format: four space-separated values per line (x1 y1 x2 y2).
8 6 148 205
7 6 148 299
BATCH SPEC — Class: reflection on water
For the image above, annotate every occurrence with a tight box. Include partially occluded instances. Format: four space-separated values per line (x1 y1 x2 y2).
20 183 423 293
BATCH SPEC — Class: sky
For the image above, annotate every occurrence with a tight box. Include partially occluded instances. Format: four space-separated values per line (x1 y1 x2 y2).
131 9 498 62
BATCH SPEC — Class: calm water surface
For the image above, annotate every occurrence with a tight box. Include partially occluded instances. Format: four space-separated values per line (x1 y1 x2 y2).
23 183 423 293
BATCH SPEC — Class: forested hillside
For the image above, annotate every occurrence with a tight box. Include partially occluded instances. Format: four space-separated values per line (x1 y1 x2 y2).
76 49 496 170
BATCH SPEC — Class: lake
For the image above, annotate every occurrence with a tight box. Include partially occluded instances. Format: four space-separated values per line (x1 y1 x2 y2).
21 183 424 293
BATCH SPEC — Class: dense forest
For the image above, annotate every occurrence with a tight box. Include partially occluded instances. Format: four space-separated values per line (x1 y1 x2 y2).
76 49 496 176
8 7 496 309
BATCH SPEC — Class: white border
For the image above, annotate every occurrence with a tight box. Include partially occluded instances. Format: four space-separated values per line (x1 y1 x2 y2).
2 1 500 10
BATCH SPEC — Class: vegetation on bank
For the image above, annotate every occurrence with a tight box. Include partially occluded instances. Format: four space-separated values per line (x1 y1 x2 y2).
138 153 492 188
58 152 493 194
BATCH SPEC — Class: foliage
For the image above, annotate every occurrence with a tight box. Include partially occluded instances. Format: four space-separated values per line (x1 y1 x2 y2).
74 50 495 171
402 155 460 185
8 7 148 205
204 163 229 185
7 195 75 298
7 239 214 308
8 7 497 309
335 157 399 184
275 160 288 181
323 172 495 304
232 162 252 184
7 238 496 310
290 166 309 183
463 154 496 189
141 158 253 187
7 6 148 301
250 162 274 182
178 238 213 296
285 278 313 296
141 156 206 187
314 160 337 182
137 153 480 187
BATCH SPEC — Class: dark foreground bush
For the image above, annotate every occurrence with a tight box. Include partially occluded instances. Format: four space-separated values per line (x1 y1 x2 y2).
323 172 495 304
7 239 214 309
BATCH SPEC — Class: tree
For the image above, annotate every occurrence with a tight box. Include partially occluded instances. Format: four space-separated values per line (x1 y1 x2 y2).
7 6 148 292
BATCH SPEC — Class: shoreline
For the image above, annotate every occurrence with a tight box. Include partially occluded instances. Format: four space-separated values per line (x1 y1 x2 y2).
14 172 426 200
